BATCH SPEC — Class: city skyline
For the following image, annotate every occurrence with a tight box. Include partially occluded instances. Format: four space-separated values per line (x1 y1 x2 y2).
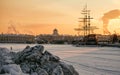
0 0 120 35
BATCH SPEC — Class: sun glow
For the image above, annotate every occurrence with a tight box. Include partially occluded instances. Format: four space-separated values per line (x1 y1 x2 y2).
108 18 120 34
0 0 120 35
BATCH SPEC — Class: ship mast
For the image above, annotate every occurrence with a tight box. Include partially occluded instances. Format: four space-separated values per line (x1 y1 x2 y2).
75 5 95 36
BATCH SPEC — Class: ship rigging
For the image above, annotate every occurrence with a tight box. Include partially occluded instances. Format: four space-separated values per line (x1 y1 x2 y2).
74 5 98 36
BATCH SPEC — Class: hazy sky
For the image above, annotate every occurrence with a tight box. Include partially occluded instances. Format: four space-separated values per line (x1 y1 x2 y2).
0 0 120 35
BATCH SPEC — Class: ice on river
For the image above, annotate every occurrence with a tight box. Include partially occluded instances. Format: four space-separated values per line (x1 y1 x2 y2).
0 44 120 75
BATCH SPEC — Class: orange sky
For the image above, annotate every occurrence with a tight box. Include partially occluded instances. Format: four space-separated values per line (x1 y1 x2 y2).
0 0 120 35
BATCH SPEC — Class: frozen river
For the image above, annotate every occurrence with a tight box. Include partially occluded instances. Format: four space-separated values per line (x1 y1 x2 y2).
0 43 120 75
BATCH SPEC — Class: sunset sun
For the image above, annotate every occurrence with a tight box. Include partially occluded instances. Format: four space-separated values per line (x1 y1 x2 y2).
108 18 120 34
0 0 120 35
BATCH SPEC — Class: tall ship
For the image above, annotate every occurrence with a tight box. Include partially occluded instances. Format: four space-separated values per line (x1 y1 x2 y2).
74 5 120 46
74 5 99 45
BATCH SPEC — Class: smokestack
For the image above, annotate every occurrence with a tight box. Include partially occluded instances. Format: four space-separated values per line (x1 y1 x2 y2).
102 9 120 34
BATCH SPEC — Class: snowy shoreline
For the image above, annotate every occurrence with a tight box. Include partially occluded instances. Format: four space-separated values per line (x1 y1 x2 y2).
0 45 79 75
0 44 120 75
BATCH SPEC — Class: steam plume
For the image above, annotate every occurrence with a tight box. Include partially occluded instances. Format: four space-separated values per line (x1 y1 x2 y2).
102 9 120 34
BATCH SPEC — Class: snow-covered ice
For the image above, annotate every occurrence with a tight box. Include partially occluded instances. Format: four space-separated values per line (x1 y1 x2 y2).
0 44 120 75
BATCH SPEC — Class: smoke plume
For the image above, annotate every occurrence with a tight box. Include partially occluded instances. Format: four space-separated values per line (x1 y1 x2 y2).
102 9 120 34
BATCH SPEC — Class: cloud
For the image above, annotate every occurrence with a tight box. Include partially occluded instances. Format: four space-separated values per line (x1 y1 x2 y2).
102 9 120 34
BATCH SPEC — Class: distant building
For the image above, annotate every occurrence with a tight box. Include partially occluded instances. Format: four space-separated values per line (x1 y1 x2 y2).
36 28 80 44
52 28 59 36
0 34 35 43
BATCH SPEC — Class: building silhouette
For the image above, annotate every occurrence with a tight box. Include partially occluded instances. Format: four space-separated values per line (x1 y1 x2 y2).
0 34 35 43
53 28 59 36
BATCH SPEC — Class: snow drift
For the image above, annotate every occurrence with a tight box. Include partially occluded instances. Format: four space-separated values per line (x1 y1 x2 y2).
0 45 79 75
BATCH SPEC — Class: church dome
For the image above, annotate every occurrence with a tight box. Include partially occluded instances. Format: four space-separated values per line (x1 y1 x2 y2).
53 28 59 36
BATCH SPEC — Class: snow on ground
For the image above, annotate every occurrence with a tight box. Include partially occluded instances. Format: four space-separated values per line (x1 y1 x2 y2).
0 44 120 75
62 47 120 75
